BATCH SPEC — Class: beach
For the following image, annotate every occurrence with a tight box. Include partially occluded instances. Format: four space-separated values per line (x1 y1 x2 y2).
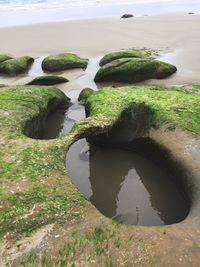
1 3 200 266
0 13 200 89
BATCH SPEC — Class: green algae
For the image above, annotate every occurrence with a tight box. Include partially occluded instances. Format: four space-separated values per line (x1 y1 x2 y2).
42 53 88 72
86 86 200 134
95 58 177 83
0 84 200 266
0 54 12 64
0 56 34 76
27 75 69 86
99 48 151 66
78 88 94 103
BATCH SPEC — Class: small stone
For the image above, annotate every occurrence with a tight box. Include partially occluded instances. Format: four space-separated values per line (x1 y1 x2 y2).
121 14 134 19
27 75 68 86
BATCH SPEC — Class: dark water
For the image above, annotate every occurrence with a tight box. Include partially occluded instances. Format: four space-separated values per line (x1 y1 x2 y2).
66 138 189 226
41 101 85 139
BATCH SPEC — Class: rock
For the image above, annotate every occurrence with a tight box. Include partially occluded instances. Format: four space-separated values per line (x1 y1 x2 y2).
78 88 94 103
0 56 34 76
0 54 12 64
121 14 134 18
94 58 177 83
27 75 69 86
188 12 194 15
99 49 151 66
0 84 6 88
42 53 88 72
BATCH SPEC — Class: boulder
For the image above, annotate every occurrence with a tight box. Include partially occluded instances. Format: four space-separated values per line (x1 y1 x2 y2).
99 49 151 66
42 53 88 72
0 56 34 76
0 54 12 64
27 75 69 86
121 14 134 18
94 58 177 83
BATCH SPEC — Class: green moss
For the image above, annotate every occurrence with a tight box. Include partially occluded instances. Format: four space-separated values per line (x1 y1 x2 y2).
0 54 12 63
78 88 94 103
84 86 200 134
95 58 177 83
99 48 151 66
0 84 200 266
42 53 88 72
27 75 69 85
0 56 34 76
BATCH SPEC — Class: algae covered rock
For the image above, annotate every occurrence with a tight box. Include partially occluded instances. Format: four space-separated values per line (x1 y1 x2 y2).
99 49 150 66
42 53 88 72
95 58 177 83
0 56 34 76
27 75 69 86
78 88 94 103
0 54 12 63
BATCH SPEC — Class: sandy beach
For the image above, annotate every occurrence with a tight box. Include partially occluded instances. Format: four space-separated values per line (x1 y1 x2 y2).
0 13 200 90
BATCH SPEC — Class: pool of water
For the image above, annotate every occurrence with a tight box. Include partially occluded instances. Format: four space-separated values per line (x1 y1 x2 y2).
66 138 189 226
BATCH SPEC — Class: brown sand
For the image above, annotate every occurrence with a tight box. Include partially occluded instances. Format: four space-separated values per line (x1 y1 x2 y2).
0 14 200 88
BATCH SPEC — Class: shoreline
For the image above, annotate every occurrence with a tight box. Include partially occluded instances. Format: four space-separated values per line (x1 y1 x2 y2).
0 0 199 27
0 14 200 87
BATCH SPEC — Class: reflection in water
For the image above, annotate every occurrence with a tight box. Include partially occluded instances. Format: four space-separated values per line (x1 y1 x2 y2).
41 102 85 139
77 56 102 90
29 56 46 76
66 138 189 226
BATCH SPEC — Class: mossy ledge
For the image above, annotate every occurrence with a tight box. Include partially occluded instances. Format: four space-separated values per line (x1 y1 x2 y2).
0 56 34 76
27 75 69 86
78 87 94 103
42 53 88 72
1 85 200 266
95 58 177 83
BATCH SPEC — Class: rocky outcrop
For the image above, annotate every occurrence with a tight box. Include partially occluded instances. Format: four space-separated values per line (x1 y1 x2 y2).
95 58 177 83
42 53 88 72
0 56 34 76
99 49 151 66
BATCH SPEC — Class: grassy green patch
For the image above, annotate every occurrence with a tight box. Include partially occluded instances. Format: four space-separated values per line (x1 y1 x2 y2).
84 85 200 134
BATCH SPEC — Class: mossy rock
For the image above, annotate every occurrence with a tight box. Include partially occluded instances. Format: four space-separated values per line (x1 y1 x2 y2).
95 58 177 83
27 75 69 86
0 56 34 76
99 49 150 66
42 53 88 72
0 54 12 64
78 88 94 103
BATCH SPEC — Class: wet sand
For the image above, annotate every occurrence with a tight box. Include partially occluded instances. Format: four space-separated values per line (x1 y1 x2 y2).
0 14 200 89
